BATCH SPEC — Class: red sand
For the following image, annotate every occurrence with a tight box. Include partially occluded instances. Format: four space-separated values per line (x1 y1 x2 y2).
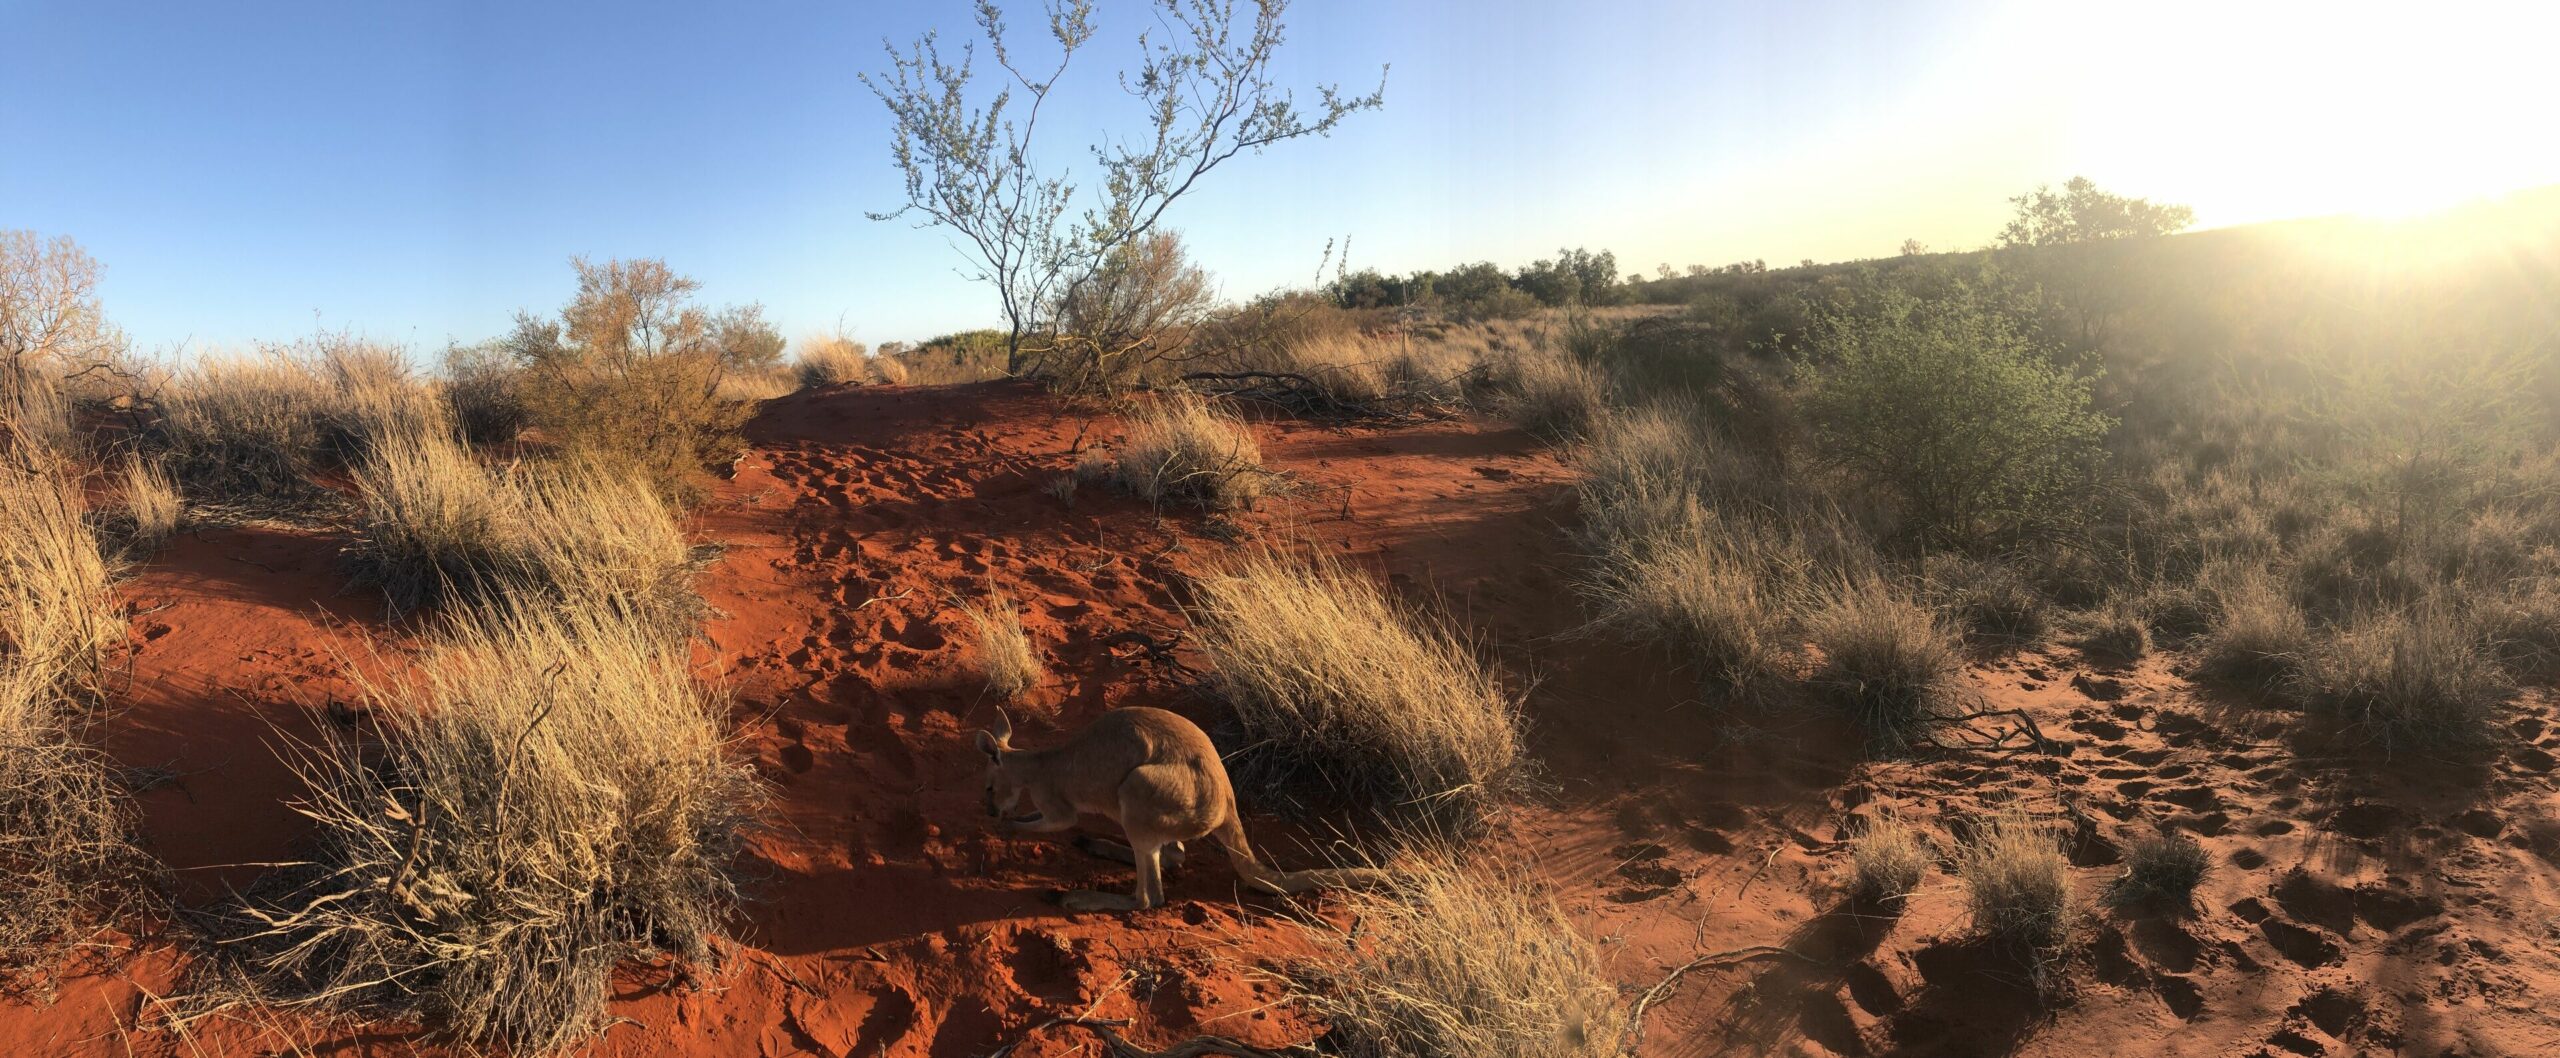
10 379 2558 1056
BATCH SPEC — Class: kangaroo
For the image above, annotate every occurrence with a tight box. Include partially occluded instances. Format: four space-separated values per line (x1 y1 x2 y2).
974 706 1384 911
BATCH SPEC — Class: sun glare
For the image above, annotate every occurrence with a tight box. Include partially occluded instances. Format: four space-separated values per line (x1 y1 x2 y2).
2055 0 2560 227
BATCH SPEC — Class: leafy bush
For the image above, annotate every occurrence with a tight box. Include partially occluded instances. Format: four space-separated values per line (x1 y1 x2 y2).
1190 551 1523 834
441 341 526 446
505 258 755 504
1802 289 2112 546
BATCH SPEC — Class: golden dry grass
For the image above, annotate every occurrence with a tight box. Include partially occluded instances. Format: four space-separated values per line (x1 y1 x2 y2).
959 592 1041 701
347 427 695 629
115 454 182 551
1188 550 1522 833
219 597 758 1051
793 334 870 389
1112 392 1269 511
0 459 144 978
1847 808 1931 907
1806 577 1965 749
1296 855 1625 1058
1956 809 2070 948
2296 604 2510 750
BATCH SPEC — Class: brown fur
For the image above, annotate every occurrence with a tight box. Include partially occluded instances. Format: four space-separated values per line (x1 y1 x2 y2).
974 706 1384 911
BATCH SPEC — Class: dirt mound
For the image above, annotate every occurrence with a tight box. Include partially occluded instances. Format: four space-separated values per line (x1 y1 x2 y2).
7 379 2557 1057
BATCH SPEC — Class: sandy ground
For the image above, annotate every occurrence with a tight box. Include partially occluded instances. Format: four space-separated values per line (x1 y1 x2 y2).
6 379 2556 1057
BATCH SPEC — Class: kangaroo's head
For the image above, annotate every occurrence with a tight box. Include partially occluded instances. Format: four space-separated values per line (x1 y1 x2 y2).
974 707 1024 819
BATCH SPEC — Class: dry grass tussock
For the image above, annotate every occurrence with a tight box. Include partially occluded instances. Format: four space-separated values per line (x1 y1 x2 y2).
347 425 696 629
2294 604 2511 751
1806 577 1965 749
1188 550 1522 834
1295 855 1625 1058
114 454 181 551
1847 809 1931 907
0 459 145 979
155 338 443 506
1956 808 2070 948
959 592 1041 701
1108 392 1269 511
715 365 796 403
2104 832 2209 913
1500 342 1608 443
793 334 870 389
213 597 759 1052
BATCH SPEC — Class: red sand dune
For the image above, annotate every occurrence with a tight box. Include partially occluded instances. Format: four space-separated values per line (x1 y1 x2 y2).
8 379 2558 1056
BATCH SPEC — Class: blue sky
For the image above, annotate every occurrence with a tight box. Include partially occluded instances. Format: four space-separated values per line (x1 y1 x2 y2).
6 0 2555 354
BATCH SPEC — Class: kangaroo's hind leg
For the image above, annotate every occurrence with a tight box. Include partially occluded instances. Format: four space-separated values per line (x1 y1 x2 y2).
1057 834 1165 912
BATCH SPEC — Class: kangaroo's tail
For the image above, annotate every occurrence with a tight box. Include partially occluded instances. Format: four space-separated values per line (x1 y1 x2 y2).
1213 814 1391 896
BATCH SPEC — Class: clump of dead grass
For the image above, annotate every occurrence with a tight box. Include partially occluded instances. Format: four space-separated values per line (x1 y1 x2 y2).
2194 572 2311 688
1111 392 1269 511
1956 809 2071 948
346 426 696 629
1806 577 1965 749
793 335 870 389
1189 550 1523 834
2295 604 2510 751
1295 855 1625 1058
114 454 182 552
1847 809 1932 908
2103 832 2209 914
959 592 1041 701
0 460 145 980
215 598 758 1052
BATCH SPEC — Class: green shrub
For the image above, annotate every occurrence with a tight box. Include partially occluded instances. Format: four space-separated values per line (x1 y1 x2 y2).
1802 289 2112 546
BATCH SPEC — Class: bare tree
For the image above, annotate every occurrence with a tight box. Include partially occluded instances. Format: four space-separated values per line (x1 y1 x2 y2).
0 233 128 439
863 0 1383 384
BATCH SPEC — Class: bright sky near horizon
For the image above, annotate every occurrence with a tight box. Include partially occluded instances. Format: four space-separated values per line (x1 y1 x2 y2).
6 0 2555 354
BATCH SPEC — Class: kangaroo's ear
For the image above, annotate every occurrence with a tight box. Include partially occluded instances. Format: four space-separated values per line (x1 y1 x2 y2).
988 706 1014 747
974 729 1004 761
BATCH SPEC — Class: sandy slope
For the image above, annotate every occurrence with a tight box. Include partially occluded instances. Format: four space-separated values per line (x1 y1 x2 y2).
5 379 2555 1057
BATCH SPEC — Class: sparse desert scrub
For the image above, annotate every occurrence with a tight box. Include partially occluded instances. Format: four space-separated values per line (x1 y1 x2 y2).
958 592 1041 701
2104 832 2209 913
505 458 698 635
220 599 758 1052
2474 587 2560 683
1806 577 1965 749
1189 550 1523 834
2294 604 2510 751
1110 392 1268 511
1846 809 1932 908
867 352 909 384
1956 809 2071 948
715 365 796 402
314 336 445 462
113 454 182 551
0 461 144 978
793 334 869 389
1295 856 1625 1058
